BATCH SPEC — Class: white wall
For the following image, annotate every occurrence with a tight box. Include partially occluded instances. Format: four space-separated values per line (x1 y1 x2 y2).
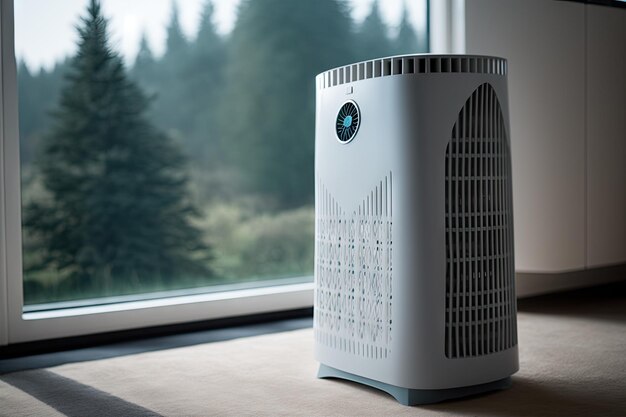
586 4 626 267
461 0 626 274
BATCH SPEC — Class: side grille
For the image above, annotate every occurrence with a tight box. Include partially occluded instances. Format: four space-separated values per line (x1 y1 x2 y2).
445 83 517 359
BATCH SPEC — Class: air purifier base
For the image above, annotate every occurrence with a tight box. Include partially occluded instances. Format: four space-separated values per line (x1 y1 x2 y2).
317 364 512 406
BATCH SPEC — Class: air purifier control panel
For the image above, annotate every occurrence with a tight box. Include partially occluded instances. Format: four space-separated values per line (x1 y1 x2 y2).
335 100 360 144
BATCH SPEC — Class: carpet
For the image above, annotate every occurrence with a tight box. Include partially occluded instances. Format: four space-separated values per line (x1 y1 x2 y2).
1 287 625 416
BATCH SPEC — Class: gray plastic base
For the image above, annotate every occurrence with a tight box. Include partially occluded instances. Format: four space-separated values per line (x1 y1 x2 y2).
317 364 512 406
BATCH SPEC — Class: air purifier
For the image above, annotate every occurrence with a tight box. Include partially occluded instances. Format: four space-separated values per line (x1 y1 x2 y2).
314 54 518 406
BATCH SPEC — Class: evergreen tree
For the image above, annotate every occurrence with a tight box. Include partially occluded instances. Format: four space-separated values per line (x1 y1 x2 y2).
356 0 392 61
147 1 194 142
187 0 225 167
17 61 36 164
132 33 156 83
196 1 221 54
393 4 420 55
131 33 160 112
128 2 227 204
24 0 212 294
220 0 354 208
164 1 189 63
18 60 68 166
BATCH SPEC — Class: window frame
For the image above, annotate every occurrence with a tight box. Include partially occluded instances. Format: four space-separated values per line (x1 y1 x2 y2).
0 0 314 346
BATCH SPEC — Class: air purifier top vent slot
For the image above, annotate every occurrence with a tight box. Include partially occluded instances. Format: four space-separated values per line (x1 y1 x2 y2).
318 55 507 89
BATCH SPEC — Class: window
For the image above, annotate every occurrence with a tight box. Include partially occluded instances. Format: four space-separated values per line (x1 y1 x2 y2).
1 0 428 344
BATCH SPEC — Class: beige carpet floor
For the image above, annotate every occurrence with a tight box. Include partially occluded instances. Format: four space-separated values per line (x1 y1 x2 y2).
1 287 625 416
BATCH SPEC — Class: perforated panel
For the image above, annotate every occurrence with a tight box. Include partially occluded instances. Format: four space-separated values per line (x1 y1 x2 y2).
315 173 393 359
445 83 517 359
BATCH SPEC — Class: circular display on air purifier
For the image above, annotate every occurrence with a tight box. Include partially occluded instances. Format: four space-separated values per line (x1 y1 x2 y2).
335 100 360 143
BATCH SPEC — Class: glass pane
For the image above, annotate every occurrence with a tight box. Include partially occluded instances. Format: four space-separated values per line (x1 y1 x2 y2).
16 0 428 307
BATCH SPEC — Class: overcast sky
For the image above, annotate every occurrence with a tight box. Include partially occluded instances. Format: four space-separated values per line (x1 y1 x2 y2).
15 0 427 72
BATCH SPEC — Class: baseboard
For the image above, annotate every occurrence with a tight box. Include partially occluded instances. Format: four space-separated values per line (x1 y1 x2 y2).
516 264 626 298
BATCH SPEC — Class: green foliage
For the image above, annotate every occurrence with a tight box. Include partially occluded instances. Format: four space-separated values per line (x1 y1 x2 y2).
164 2 189 62
23 0 213 296
145 2 194 135
18 59 68 165
19 0 427 304
219 0 355 208
132 1 225 170
236 207 314 278
199 202 314 280
23 201 314 304
133 33 157 86
185 0 226 167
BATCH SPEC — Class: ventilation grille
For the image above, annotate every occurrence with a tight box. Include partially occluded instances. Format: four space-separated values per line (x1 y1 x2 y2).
445 83 517 359
319 55 507 89
315 173 393 359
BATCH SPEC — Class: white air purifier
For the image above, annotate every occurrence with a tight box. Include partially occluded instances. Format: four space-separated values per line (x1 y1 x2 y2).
314 54 519 406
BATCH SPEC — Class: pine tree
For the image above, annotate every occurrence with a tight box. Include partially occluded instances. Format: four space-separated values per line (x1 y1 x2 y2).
393 4 420 55
220 0 354 208
17 61 36 164
131 33 159 104
357 0 392 61
18 60 68 166
24 0 212 294
196 0 221 54
164 1 189 63
133 33 156 81
148 1 194 142
187 0 225 167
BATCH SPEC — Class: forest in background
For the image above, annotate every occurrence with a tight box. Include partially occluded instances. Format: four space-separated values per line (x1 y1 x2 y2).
18 0 426 304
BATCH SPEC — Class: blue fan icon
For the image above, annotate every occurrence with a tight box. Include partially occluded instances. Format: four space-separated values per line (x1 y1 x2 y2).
336 101 360 143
